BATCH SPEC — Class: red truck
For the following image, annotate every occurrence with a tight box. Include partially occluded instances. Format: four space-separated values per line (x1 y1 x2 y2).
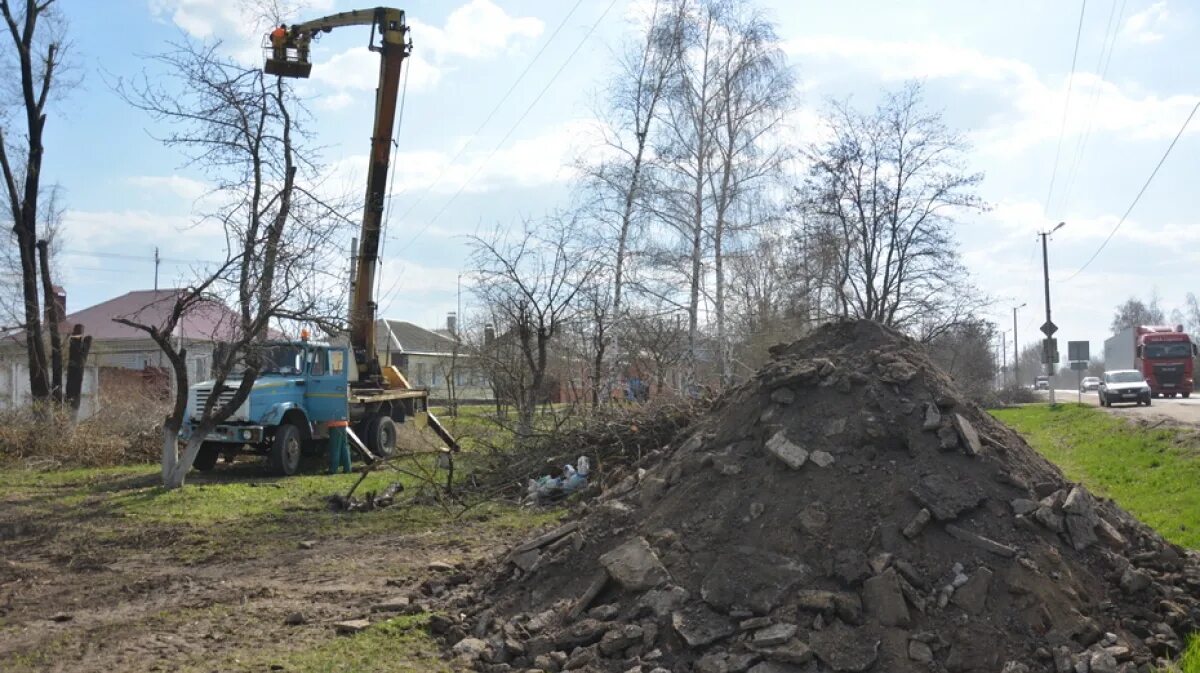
1103 325 1198 398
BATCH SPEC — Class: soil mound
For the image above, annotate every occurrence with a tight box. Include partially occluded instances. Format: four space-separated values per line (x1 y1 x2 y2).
446 321 1200 673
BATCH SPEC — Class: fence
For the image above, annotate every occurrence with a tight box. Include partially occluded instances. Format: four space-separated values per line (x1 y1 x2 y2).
0 361 100 419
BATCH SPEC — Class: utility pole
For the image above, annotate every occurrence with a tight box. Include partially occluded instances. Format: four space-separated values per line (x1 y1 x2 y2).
153 247 160 291
1002 330 1008 387
1039 222 1065 405
1013 302 1026 388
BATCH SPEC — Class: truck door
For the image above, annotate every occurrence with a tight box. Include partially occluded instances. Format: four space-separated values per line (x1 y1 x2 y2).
305 347 349 422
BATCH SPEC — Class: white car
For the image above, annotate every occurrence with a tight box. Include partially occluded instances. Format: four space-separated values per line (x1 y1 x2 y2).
1080 376 1100 392
1098 370 1152 407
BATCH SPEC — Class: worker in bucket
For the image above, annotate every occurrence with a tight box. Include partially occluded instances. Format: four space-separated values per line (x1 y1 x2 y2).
327 420 352 474
270 24 288 61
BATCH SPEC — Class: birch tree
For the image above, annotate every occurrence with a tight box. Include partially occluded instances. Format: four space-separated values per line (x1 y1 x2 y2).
579 0 685 397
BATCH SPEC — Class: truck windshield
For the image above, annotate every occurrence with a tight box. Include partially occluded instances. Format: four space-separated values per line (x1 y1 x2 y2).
1107 371 1144 383
1144 342 1192 359
231 344 304 376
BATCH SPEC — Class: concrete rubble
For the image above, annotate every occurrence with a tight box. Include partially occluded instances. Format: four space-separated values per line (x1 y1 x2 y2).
431 321 1200 673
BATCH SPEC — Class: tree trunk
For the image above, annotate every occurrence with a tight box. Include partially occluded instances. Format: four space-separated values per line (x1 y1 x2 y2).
64 325 92 416
36 240 62 401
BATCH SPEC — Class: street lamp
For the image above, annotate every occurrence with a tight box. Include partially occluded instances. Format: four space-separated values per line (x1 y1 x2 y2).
1038 222 1066 404
1012 302 1026 387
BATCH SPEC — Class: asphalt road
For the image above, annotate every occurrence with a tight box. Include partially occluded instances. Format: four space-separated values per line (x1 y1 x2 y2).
1044 388 1200 425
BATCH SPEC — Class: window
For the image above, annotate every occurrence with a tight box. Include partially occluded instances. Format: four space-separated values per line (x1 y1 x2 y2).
432 370 441 386
330 349 345 375
416 362 427 385
307 349 327 376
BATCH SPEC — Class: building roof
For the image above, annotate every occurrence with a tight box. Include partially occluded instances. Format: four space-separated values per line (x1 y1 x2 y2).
61 289 240 342
377 319 460 356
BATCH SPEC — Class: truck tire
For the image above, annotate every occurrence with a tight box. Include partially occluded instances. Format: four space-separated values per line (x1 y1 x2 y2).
193 442 221 471
1184 392 1191 399
269 424 302 476
366 415 398 458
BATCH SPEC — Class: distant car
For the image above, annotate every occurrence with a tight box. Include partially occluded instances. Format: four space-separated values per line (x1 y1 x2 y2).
1034 377 1050 390
1080 376 1100 392
1098 370 1152 407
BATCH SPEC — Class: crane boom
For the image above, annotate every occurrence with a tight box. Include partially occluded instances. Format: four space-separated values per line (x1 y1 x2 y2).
266 7 409 380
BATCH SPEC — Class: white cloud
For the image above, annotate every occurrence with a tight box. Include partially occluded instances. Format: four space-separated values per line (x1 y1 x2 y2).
328 119 595 198
784 35 1200 156
148 0 337 64
126 175 211 203
1122 1 1170 44
411 0 544 62
307 47 442 110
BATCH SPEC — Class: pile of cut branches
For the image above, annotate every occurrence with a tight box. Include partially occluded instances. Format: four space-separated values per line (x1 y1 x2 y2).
468 400 703 500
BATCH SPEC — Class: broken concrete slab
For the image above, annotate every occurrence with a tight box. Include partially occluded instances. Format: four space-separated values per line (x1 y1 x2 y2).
765 431 808 469
672 604 735 648
861 568 911 627
809 623 881 672
953 413 983 456
599 537 670 591
951 567 993 615
911 474 985 521
701 546 810 615
902 508 932 539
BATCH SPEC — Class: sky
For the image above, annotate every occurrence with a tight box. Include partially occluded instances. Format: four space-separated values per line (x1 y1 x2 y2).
28 0 1200 362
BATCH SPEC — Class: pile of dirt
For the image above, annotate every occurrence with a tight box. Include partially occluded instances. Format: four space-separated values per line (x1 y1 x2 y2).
438 321 1200 673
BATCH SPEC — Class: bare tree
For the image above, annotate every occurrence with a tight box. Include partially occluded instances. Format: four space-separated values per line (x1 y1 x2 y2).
115 40 347 488
0 0 68 401
704 1 792 384
622 306 687 398
1110 295 1166 334
1182 293 1200 335
578 0 685 397
646 0 793 388
795 82 987 334
468 216 599 436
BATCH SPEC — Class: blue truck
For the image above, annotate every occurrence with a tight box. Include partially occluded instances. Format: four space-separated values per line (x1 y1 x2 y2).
181 9 457 475
181 337 445 475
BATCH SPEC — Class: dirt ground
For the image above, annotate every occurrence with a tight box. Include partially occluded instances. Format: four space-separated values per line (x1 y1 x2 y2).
0 460 556 673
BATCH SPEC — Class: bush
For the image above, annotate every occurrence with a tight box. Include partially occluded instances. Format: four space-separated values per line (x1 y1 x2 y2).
0 388 168 469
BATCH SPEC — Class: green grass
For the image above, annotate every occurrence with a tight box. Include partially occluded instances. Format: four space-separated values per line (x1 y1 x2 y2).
991 404 1200 548
261 614 451 673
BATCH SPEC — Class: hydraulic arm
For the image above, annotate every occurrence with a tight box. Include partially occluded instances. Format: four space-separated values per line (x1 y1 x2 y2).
266 8 410 380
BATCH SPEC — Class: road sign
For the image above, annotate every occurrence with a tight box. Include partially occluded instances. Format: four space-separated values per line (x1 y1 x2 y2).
1068 340 1089 362
1042 337 1059 364
1041 321 1058 337
1070 361 1088 371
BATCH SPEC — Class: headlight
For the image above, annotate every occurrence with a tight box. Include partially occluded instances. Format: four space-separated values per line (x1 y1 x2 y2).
241 430 252 440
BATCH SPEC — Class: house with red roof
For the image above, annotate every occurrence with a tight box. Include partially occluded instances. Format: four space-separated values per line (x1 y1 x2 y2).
0 288 243 384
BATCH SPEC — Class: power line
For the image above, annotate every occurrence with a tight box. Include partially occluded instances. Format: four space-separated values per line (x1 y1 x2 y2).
388 0 587 227
375 57 412 304
1043 0 1088 215
61 249 221 265
379 0 618 315
1060 98 1200 282
1058 0 1127 213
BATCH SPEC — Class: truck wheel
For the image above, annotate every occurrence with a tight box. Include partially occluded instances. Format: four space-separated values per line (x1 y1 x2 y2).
1184 392 1191 399
269 424 302 476
193 442 221 471
366 415 398 458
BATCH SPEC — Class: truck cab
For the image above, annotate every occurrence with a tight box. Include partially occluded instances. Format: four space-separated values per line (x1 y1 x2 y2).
181 340 361 475
1136 328 1197 398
